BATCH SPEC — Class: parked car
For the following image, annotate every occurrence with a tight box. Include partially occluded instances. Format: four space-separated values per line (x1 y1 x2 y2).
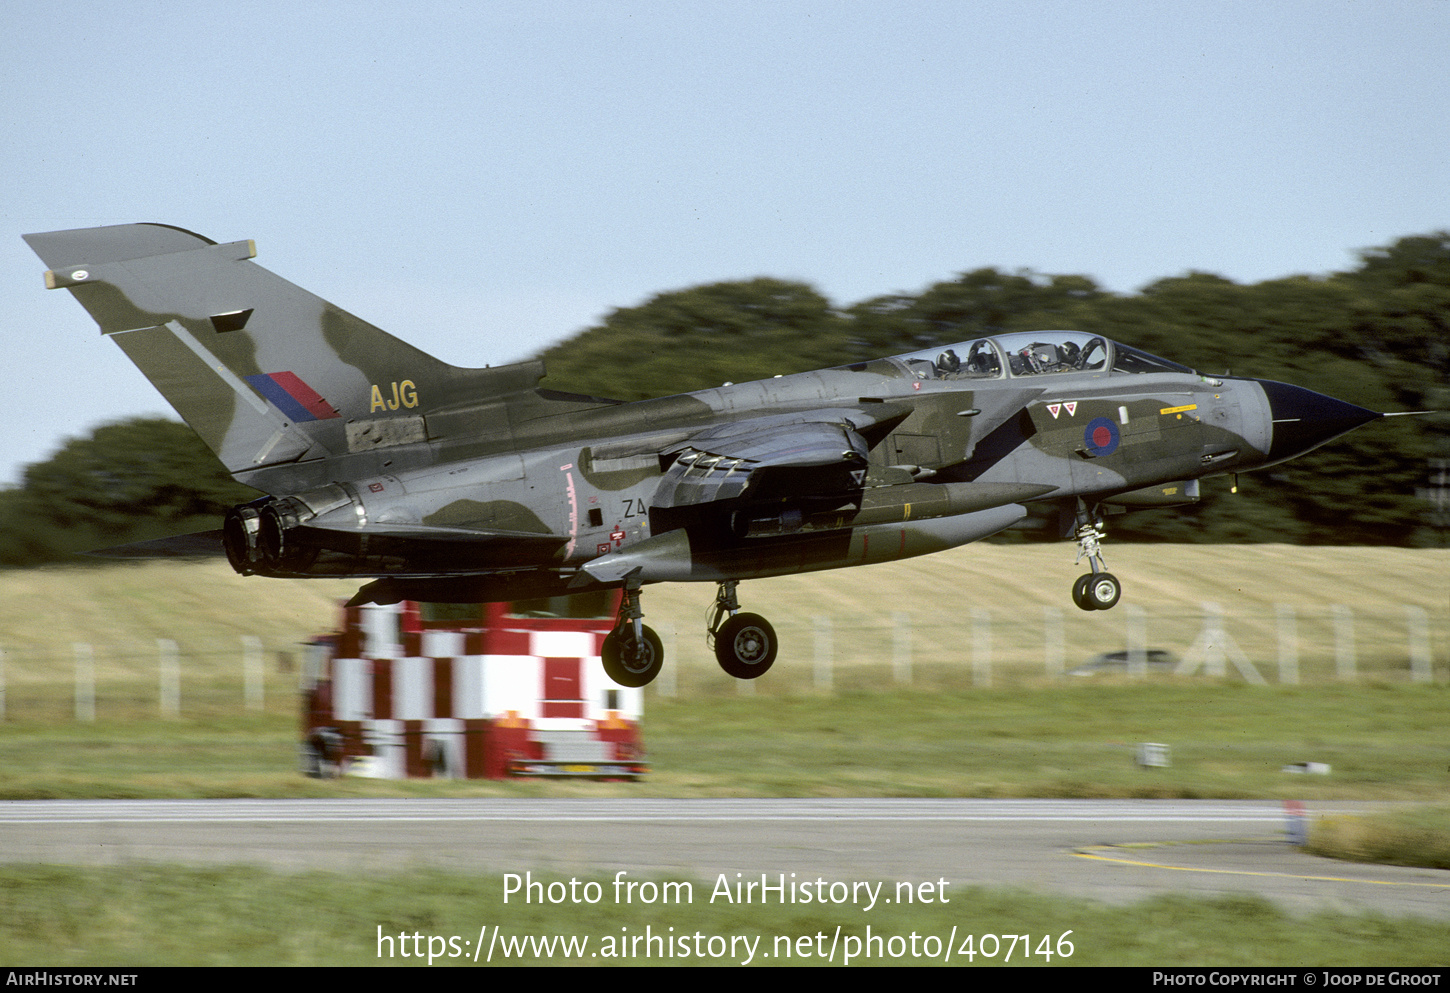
1068 649 1178 676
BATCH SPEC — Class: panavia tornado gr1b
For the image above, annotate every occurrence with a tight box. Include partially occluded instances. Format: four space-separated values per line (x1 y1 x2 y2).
24 223 1384 687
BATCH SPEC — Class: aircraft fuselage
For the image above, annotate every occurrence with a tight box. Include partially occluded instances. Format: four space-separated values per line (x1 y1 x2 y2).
23 224 1383 683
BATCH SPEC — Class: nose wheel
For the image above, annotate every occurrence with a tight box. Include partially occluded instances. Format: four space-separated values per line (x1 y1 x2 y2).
1071 502 1122 611
707 580 778 679
1072 571 1121 611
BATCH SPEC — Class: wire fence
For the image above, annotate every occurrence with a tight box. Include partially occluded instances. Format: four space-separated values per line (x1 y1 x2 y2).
651 602 1446 697
0 637 304 722
0 603 1443 719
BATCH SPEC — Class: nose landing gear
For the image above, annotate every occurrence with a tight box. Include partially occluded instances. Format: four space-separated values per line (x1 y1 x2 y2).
1071 503 1121 611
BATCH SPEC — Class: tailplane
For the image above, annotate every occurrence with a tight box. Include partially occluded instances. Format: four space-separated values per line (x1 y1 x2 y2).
24 223 576 491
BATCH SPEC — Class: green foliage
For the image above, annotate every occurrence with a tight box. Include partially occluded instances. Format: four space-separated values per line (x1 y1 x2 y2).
846 268 1108 356
0 417 258 567
2 684 1448 801
3 864 1446 966
539 279 851 400
1307 805 1450 872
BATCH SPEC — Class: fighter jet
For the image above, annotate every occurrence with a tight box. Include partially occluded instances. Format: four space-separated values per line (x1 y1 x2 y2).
24 223 1384 687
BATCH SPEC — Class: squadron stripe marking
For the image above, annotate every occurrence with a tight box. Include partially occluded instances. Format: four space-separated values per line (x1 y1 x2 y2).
245 371 340 422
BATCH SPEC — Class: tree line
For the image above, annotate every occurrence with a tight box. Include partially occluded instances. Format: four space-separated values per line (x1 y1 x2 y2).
537 232 1448 547
2 232 1445 566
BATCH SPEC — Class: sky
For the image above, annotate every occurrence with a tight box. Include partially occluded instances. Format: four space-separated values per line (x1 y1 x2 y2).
3 0 1447 484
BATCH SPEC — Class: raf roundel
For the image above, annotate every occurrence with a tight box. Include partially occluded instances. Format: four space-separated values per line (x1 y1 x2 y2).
1083 416 1120 457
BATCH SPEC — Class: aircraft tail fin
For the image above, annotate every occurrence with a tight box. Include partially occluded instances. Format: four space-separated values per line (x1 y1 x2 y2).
24 223 560 488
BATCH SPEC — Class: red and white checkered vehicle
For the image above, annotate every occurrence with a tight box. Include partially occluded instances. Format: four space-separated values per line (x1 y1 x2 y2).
302 591 646 779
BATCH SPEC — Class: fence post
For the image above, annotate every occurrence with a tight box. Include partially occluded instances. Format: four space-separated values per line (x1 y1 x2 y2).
1205 603 1226 678
1125 604 1147 679
243 636 264 711
657 622 677 698
1276 605 1298 685
1406 606 1432 684
1332 606 1356 681
74 643 95 722
813 616 833 693
159 639 180 717
1178 603 1264 684
892 611 912 686
972 609 992 687
1177 604 1225 677
1043 607 1063 678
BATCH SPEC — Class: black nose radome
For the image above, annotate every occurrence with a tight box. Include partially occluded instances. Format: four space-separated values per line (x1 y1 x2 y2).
1257 380 1381 465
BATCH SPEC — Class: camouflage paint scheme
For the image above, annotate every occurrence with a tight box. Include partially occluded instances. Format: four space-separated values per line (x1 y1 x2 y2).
24 224 1382 683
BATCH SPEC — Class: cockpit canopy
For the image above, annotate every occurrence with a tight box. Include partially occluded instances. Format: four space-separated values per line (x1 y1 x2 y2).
891 330 1196 381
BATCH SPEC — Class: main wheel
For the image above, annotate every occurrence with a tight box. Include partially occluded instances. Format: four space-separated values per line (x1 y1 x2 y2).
1085 572 1121 610
1072 574 1094 611
714 612 778 679
602 625 664 687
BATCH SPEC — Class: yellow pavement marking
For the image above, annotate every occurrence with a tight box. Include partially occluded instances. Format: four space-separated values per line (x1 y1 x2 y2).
1073 844 1450 889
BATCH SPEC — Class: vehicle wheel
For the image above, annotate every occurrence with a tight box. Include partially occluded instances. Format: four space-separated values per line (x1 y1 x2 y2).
714 612 778 679
1072 574 1094 611
301 741 323 779
305 729 342 778
423 739 449 778
602 625 664 687
1085 572 1121 610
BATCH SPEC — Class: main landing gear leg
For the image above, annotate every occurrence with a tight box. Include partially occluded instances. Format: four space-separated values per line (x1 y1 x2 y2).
1071 502 1121 611
707 579 778 680
602 571 663 687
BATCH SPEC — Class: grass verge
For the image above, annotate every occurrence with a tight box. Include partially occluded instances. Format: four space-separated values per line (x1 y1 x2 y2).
1 684 1448 801
1305 805 1450 872
0 865 1445 966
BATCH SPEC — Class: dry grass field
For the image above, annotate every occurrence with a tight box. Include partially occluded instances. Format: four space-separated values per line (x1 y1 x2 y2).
649 542 1449 692
0 544 1443 704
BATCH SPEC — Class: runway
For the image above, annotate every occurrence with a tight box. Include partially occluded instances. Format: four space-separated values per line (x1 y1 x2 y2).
1 798 1445 920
